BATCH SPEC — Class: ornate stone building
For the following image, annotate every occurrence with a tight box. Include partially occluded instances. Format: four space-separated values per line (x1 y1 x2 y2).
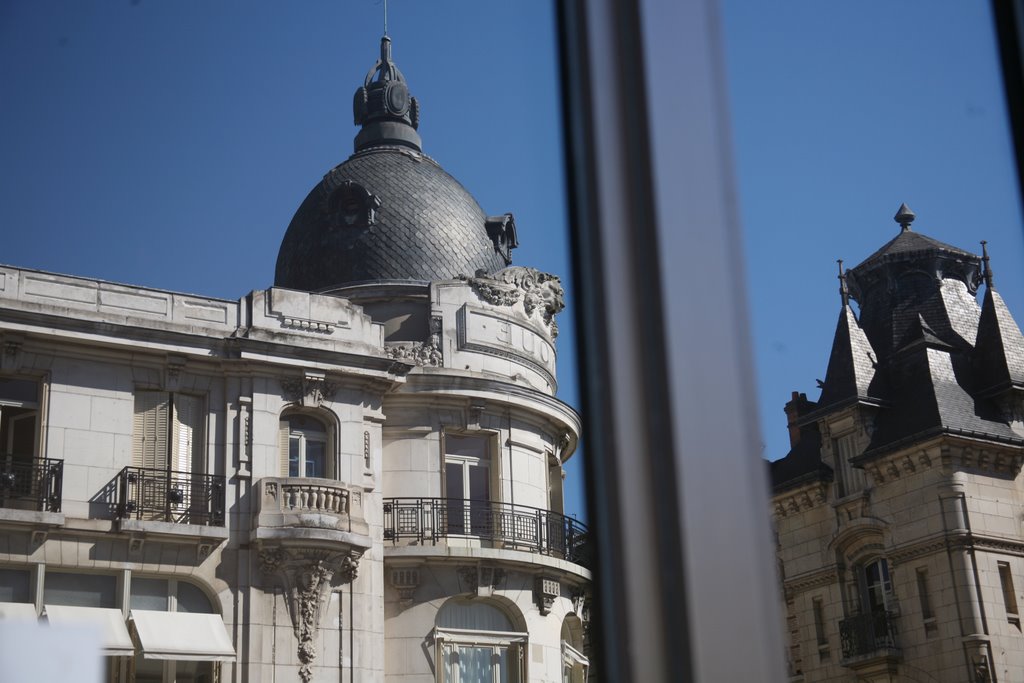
0 36 589 682
771 205 1024 682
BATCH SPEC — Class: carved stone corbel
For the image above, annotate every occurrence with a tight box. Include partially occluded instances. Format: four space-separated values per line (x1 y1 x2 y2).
258 546 363 682
1 336 24 372
282 370 338 408
534 575 560 616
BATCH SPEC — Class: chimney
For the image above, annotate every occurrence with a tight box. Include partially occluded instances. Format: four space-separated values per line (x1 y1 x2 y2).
784 391 807 447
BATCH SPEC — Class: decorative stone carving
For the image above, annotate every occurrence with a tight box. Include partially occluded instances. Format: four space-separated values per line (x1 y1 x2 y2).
165 355 186 391
282 370 338 408
389 567 421 602
259 547 363 683
1 337 23 372
363 431 371 469
384 341 442 366
462 267 565 337
534 576 560 616
457 564 506 598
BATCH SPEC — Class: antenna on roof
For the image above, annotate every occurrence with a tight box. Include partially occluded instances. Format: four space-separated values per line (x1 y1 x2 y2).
383 0 389 37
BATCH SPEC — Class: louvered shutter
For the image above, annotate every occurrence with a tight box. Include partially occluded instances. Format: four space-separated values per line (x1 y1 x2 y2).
133 391 169 470
172 394 204 474
279 420 291 477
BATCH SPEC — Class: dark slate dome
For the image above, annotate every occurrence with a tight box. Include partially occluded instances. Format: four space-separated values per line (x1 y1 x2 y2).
275 37 513 292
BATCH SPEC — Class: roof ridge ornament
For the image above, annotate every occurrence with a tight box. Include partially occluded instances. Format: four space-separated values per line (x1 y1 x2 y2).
837 259 850 307
981 240 995 289
352 35 422 153
894 203 915 232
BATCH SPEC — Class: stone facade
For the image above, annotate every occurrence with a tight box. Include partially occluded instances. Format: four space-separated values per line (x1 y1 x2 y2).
771 209 1024 683
0 35 589 683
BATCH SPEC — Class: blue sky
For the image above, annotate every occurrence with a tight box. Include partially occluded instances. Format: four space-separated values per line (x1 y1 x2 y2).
1 2 1022 519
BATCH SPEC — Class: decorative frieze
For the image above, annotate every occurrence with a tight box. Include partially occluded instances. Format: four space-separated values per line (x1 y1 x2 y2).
772 482 828 518
385 341 442 366
389 567 421 603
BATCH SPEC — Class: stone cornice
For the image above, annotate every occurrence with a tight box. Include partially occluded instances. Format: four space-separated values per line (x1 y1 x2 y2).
783 567 838 597
772 481 829 518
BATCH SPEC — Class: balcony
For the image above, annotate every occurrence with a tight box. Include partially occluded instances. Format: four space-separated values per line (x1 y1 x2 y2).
839 611 899 670
383 497 590 567
116 466 225 527
0 455 63 513
0 455 63 531
251 477 371 550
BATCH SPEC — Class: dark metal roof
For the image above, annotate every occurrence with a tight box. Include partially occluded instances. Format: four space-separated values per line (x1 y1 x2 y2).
274 36 512 291
275 147 508 291
855 228 976 271
772 207 1024 492
817 305 877 409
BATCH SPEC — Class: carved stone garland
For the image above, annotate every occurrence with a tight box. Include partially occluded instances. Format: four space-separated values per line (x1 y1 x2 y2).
259 547 362 682
462 267 565 337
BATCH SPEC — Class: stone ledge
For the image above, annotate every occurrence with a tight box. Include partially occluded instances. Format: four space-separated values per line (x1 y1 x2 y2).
0 508 64 529
251 526 373 551
384 544 591 581
116 519 230 543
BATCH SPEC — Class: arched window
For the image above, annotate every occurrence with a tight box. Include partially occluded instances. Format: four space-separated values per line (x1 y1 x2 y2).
560 615 589 683
435 599 525 683
279 412 332 479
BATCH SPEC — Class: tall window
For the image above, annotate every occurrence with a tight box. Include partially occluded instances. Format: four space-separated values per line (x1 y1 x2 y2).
435 599 525 683
833 432 864 497
280 414 329 478
851 558 892 615
561 615 589 683
998 562 1019 627
132 391 204 474
0 377 40 509
444 434 491 535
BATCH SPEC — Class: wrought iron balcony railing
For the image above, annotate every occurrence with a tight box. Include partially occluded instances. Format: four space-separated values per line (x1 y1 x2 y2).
116 466 225 526
839 611 898 660
0 455 63 513
383 497 589 567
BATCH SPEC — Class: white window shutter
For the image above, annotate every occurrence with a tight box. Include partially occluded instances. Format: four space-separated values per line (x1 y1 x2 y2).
172 394 204 474
279 420 290 477
133 391 169 470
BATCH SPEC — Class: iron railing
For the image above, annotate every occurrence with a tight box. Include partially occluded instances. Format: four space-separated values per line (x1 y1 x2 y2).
383 497 589 566
839 611 898 660
0 455 63 512
116 466 225 526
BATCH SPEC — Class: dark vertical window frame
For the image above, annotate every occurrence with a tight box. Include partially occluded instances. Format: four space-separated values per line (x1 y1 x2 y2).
556 0 786 680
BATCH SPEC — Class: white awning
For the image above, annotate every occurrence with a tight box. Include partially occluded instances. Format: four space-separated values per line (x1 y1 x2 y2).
433 627 529 646
129 610 235 661
43 605 134 656
0 602 38 621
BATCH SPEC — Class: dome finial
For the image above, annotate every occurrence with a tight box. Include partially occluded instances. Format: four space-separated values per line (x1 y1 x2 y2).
981 240 995 289
837 259 850 307
352 35 422 153
894 203 915 232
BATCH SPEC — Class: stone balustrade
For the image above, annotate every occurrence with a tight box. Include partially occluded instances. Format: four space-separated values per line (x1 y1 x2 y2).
252 478 370 544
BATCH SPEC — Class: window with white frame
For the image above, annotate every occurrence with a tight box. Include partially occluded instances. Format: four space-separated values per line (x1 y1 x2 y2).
443 434 491 535
280 413 331 478
435 599 525 683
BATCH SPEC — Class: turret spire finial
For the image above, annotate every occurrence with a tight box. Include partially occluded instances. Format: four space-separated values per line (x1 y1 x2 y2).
837 259 850 307
352 33 422 152
894 203 915 232
981 240 995 289
383 0 388 37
